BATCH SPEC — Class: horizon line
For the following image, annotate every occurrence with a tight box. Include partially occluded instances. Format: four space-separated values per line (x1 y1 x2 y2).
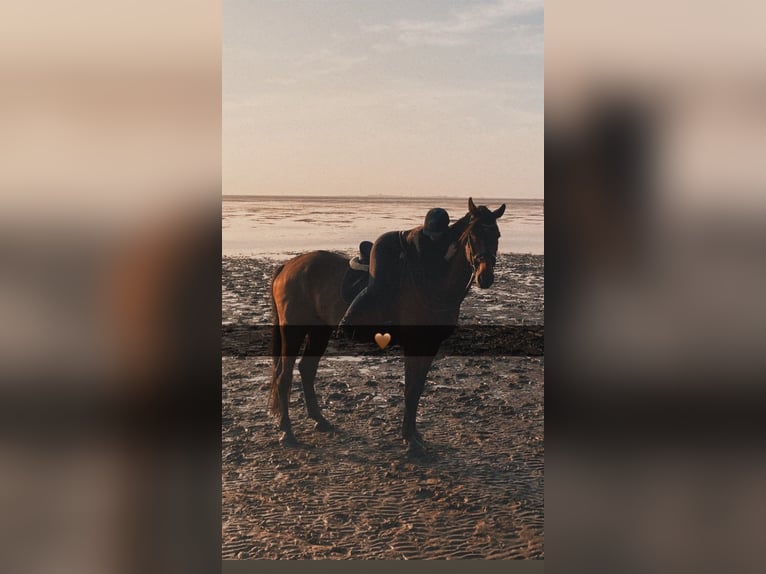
222 194 542 201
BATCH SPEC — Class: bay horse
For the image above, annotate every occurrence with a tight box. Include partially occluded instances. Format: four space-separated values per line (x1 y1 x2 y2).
268 198 505 454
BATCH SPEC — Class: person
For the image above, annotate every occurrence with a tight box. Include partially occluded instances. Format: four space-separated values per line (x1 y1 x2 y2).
337 207 455 337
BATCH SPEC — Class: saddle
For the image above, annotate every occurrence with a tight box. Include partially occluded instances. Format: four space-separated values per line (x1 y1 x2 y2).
340 231 455 303
341 241 373 303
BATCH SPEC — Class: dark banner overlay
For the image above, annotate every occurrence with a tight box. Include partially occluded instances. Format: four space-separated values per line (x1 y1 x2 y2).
222 324 543 357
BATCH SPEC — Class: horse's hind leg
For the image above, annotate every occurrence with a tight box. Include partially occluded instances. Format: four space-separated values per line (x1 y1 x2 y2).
276 325 305 447
298 326 333 432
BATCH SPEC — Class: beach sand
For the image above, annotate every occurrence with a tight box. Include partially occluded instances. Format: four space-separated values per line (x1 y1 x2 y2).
222 253 544 559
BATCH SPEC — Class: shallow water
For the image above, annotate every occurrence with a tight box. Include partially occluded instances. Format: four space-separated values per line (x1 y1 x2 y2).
222 196 543 257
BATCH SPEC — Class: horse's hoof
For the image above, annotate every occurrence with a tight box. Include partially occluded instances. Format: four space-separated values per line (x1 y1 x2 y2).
314 419 334 433
407 441 427 458
279 431 299 447
405 433 427 458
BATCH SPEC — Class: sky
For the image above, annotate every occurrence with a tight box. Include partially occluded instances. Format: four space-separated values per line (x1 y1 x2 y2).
223 0 543 199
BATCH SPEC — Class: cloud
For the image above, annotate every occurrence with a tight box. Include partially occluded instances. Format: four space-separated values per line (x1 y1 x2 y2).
397 0 542 35
264 48 368 86
503 25 544 55
361 23 390 33
397 33 471 47
364 0 543 48
371 42 399 54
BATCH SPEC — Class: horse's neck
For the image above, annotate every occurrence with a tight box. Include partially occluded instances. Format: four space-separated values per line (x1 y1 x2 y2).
444 240 473 300
429 216 473 301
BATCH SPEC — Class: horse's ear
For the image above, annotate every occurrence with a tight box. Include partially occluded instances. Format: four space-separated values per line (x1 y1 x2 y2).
468 197 478 214
493 204 506 219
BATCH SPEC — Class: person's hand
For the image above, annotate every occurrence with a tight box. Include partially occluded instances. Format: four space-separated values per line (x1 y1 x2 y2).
444 242 458 261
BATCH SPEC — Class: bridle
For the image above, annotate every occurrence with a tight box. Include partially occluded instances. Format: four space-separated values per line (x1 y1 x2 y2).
463 220 499 275
445 218 497 302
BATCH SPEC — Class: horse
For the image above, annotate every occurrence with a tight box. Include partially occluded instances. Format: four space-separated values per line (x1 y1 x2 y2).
268 197 506 454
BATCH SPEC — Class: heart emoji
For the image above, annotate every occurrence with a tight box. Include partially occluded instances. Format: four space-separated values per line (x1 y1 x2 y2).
374 332 391 350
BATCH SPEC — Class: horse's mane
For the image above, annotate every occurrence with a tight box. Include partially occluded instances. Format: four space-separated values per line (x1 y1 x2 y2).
452 206 499 244
449 213 472 243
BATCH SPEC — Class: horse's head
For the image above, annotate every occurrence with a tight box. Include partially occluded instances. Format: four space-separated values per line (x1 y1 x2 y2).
462 197 506 289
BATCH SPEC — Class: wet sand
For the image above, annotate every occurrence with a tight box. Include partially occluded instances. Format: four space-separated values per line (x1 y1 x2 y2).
222 253 544 559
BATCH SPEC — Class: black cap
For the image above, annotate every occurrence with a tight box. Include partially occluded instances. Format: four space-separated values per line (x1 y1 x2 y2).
423 208 449 238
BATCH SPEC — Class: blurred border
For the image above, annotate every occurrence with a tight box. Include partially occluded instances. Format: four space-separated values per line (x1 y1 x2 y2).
546 1 766 572
0 2 221 573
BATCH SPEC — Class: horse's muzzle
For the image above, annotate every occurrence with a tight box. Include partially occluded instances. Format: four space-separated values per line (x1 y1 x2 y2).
476 267 494 289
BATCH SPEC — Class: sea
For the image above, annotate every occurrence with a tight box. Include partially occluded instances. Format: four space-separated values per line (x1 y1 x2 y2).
222 196 543 257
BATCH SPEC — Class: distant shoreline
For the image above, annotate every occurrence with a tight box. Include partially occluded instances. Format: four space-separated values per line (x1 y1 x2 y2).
222 194 542 203
223 195 543 255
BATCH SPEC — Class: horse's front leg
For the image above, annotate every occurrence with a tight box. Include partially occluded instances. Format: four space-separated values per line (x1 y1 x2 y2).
402 354 436 455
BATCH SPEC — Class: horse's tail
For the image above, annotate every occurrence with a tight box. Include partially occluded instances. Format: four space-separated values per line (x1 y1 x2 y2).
269 263 286 416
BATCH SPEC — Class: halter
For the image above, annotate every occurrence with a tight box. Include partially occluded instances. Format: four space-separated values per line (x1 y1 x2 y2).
464 220 499 271
453 219 499 300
